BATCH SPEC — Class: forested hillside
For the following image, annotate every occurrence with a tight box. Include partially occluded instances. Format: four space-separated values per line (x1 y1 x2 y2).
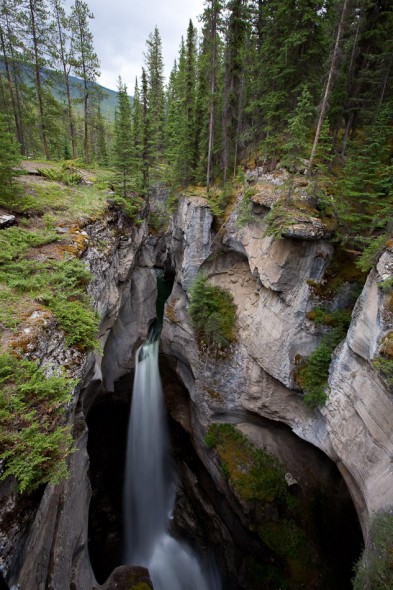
1 0 392 270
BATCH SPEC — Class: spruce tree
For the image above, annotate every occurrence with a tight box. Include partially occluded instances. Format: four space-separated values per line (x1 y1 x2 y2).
145 27 165 172
336 104 393 260
70 0 100 163
0 113 21 201
23 0 53 158
113 77 133 198
50 0 77 159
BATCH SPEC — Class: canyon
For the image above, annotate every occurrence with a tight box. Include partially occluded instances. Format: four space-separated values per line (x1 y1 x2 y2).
2 174 393 589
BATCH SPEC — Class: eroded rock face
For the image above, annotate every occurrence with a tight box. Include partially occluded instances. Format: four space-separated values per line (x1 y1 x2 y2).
1 208 148 589
162 194 393 537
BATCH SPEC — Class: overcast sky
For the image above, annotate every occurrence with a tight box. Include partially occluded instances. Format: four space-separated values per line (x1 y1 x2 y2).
75 0 206 92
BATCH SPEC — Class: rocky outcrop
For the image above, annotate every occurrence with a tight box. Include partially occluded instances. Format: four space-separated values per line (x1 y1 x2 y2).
1 207 148 589
322 250 393 529
161 193 393 537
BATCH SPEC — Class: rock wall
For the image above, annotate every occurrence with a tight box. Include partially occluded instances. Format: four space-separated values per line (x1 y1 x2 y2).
161 194 393 536
3 189 393 588
2 206 149 589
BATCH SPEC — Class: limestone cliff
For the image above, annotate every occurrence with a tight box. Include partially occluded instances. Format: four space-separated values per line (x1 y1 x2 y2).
1 206 149 589
161 191 393 537
2 181 392 589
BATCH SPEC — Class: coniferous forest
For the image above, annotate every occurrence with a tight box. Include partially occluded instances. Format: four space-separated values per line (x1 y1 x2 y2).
1 0 392 271
1 2 393 588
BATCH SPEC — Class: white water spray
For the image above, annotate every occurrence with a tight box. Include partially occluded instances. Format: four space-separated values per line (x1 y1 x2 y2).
124 335 218 590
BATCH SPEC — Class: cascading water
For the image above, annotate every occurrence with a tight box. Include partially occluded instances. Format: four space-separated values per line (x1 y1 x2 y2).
123 329 219 590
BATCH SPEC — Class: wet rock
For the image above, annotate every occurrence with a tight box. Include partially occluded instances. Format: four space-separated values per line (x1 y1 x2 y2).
93 565 153 590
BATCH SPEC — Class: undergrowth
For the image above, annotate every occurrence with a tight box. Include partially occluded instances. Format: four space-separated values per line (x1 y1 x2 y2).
0 258 99 351
353 510 393 590
189 273 237 351
0 227 59 262
204 423 287 503
0 352 75 492
297 307 352 407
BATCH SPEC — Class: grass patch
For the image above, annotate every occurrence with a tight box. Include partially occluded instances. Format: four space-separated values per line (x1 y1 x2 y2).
0 258 99 351
204 423 287 503
0 227 58 262
0 352 75 493
189 273 237 352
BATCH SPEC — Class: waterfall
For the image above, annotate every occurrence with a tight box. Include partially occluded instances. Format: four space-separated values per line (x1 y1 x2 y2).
124 333 218 590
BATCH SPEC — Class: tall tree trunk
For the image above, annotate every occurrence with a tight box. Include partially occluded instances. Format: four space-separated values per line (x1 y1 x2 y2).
83 79 89 163
141 68 149 192
29 0 49 159
308 0 349 173
54 7 77 159
0 26 23 150
206 1 218 193
65 73 77 159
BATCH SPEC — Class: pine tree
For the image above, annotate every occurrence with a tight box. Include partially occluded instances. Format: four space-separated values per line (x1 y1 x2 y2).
308 0 350 173
282 85 314 172
0 113 21 201
50 0 77 159
70 0 100 163
130 77 144 191
145 27 165 173
0 0 25 153
201 0 223 191
23 0 53 158
140 67 150 191
222 0 249 182
336 104 393 257
113 77 133 198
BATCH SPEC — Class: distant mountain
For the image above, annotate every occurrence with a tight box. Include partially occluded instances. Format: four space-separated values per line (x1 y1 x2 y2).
0 59 132 121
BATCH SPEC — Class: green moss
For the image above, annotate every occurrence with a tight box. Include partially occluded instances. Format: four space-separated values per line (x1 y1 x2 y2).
307 247 366 300
189 273 237 351
306 306 352 328
205 423 287 503
258 519 310 562
0 352 75 493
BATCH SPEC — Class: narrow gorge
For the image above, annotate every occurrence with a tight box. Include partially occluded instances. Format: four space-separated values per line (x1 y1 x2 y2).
2 168 393 589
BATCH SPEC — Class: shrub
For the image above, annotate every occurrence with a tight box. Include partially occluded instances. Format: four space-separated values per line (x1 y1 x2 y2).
298 306 352 407
353 510 393 590
0 227 59 263
0 258 99 351
189 273 237 350
0 353 75 492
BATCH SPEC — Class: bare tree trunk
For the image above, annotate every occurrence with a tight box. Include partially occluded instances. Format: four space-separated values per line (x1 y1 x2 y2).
54 8 77 159
29 0 49 159
206 1 218 193
308 0 349 173
0 26 23 150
